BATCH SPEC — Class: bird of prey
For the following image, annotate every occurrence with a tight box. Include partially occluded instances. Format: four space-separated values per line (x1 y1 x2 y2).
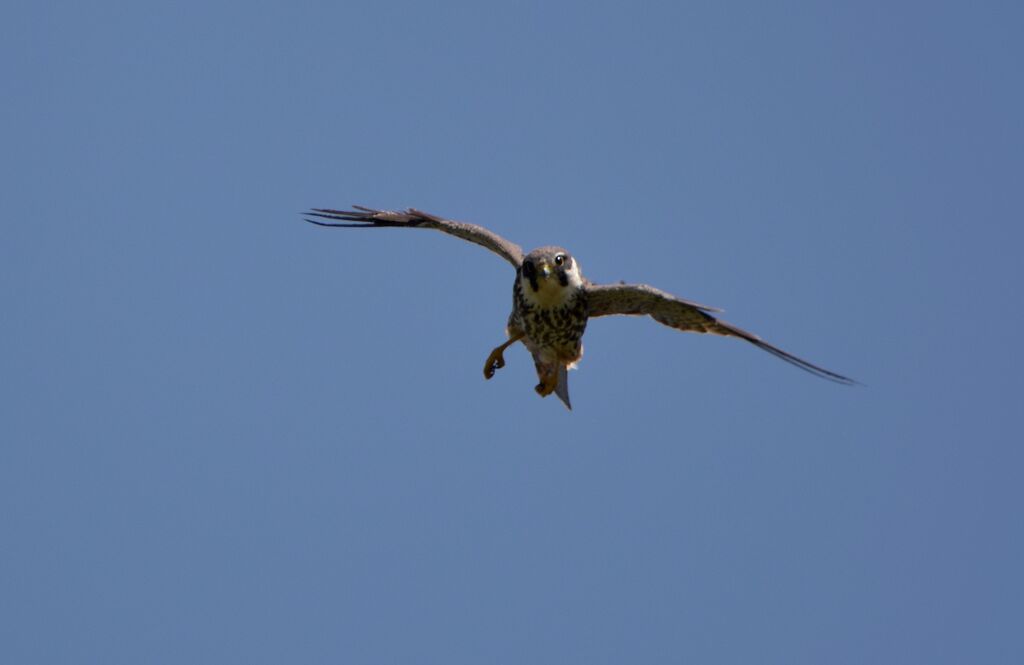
304 206 854 409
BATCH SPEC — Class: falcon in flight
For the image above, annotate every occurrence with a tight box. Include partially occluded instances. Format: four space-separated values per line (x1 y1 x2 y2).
305 206 854 409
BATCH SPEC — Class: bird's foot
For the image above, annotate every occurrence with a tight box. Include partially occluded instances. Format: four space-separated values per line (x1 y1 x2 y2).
483 347 506 380
534 371 559 397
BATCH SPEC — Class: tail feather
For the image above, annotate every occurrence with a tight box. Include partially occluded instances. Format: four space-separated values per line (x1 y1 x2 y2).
554 365 572 410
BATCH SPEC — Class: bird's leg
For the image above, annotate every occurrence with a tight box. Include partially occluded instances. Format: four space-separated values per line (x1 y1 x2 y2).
483 332 524 379
534 364 560 397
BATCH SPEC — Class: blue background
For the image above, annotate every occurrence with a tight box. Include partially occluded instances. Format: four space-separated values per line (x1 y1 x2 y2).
3 1 1022 662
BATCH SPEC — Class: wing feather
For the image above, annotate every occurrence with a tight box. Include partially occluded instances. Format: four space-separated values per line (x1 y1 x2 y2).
586 283 854 384
304 206 524 268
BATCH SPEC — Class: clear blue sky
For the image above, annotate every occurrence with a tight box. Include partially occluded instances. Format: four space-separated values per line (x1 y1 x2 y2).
3 1 1022 663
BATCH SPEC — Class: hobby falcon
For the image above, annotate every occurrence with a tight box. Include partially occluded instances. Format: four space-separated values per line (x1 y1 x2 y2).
305 206 854 409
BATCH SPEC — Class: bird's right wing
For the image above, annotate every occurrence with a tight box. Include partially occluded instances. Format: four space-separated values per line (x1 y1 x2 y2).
586 282 855 384
304 206 525 268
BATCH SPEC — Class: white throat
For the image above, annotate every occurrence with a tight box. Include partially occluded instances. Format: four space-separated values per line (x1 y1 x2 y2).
521 262 584 308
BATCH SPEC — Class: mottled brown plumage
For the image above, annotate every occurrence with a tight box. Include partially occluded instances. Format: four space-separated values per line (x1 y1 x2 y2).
305 206 855 409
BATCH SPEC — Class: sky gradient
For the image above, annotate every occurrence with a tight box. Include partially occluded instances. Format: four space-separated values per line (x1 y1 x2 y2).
3 1 1022 663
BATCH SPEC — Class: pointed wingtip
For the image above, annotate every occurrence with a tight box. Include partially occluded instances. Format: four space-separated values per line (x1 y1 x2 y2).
302 216 363 228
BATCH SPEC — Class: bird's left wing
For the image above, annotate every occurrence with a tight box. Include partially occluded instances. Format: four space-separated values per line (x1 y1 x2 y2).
585 282 855 384
304 206 524 268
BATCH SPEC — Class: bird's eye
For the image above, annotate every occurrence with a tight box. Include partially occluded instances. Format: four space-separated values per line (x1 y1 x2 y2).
554 254 565 266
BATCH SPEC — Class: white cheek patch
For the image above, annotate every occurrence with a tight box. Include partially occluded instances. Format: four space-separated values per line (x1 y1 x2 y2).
566 261 583 288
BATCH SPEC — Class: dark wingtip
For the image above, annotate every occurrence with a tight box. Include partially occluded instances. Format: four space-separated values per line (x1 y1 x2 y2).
717 320 857 386
301 208 390 227
300 206 412 228
753 340 858 385
303 217 366 227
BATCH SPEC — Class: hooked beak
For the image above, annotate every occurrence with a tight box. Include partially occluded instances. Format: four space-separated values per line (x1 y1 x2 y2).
538 262 553 278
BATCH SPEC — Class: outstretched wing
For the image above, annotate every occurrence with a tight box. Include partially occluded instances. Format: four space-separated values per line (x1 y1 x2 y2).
585 283 854 384
304 206 524 268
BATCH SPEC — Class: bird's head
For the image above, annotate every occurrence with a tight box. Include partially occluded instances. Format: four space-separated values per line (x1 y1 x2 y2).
519 246 583 306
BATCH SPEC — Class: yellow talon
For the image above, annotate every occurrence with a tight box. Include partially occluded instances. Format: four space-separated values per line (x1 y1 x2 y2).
533 368 559 397
483 332 524 380
483 348 506 379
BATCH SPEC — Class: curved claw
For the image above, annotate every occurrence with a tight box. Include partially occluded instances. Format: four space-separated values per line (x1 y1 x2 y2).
483 333 523 380
483 349 506 379
534 371 558 397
